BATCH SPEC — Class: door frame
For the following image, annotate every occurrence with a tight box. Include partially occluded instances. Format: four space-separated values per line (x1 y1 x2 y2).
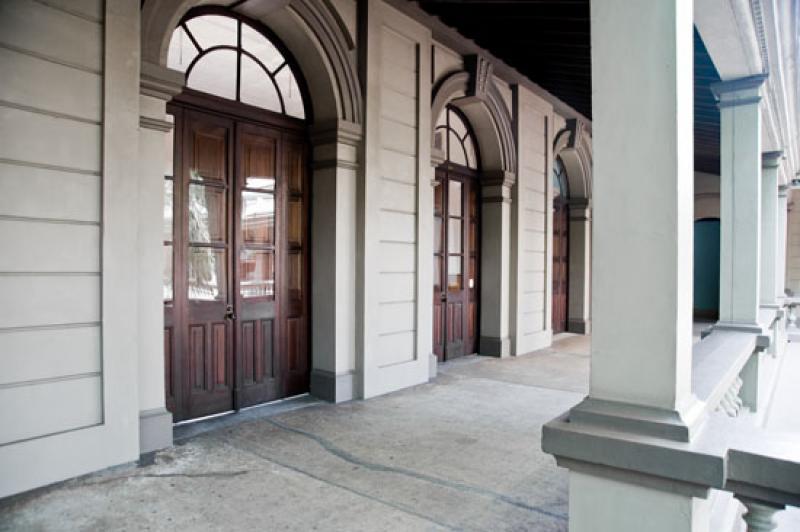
165 89 311 422
433 162 481 362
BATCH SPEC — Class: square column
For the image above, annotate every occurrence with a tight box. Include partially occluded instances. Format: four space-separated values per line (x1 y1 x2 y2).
590 0 697 418
712 75 767 328
759 151 782 308
777 184 789 302
560 1 711 530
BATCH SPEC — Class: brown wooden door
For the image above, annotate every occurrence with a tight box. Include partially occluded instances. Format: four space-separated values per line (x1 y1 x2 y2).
552 197 569 334
433 167 479 361
165 97 309 422
181 109 236 420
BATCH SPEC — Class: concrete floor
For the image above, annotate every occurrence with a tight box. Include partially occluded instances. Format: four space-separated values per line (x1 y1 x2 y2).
2 334 798 531
0 336 589 532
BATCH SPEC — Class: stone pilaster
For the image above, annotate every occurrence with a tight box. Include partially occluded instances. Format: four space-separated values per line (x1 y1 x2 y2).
479 170 514 357
137 61 183 454
309 120 362 402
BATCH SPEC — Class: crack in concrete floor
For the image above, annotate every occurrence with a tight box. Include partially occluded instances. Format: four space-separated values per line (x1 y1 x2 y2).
262 417 568 523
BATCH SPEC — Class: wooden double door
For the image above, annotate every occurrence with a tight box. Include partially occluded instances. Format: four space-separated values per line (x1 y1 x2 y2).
165 96 309 422
551 195 569 334
433 166 480 361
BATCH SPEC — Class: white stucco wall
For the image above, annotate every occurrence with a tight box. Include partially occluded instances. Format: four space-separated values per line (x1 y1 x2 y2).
0 0 141 497
0 0 105 448
361 0 432 397
512 86 553 354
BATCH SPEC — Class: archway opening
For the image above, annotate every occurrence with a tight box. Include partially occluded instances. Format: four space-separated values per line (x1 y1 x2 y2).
552 156 570 334
432 105 481 361
162 8 311 422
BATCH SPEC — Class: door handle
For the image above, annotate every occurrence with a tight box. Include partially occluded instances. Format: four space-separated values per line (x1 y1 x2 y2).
225 304 237 320
439 293 446 302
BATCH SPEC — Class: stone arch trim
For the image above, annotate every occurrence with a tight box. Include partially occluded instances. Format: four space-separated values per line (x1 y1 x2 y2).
431 56 517 177
140 0 363 125
553 118 593 200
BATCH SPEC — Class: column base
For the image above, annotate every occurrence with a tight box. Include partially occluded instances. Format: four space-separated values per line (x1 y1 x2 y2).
564 396 706 442
567 318 591 334
310 369 357 403
479 336 511 357
429 352 438 379
139 407 173 455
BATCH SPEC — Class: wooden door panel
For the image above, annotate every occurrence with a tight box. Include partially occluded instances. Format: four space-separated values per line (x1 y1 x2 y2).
433 169 479 362
551 200 569 333
235 123 281 407
189 325 205 390
166 99 310 422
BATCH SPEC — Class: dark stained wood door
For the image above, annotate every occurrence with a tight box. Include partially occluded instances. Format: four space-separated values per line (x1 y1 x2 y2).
552 196 569 334
181 110 236 420
165 96 309 422
433 167 479 361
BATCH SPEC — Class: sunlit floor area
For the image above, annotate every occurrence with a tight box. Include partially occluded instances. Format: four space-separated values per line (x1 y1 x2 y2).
1 334 798 531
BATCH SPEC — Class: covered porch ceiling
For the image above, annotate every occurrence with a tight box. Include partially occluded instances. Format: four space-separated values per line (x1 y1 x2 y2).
416 0 722 175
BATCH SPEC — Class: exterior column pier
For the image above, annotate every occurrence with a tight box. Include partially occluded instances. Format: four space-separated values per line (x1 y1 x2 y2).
547 1 710 530
479 171 514 357
760 151 782 308
712 75 767 331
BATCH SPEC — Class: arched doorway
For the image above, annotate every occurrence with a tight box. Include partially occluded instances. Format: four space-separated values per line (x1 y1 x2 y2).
693 218 721 320
433 105 481 361
552 156 570 333
163 9 311 421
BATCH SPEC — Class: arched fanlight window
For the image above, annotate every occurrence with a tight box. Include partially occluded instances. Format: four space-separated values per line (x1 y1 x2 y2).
553 156 569 200
167 12 306 119
435 106 479 169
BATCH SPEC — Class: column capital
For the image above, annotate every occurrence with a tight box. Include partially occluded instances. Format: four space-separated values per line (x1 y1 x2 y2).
481 170 515 203
140 61 183 101
309 119 363 146
762 150 784 169
711 74 768 108
309 120 362 171
481 169 515 188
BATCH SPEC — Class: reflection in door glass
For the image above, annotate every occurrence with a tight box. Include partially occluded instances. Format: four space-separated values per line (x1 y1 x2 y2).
163 245 173 301
188 247 226 300
448 255 462 290
448 180 462 216
240 249 274 298
242 191 275 244
189 184 226 242
448 218 462 254
164 180 173 242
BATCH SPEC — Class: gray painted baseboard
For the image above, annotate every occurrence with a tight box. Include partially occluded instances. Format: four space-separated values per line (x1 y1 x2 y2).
139 407 173 454
310 369 357 403
479 336 511 357
567 318 591 335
